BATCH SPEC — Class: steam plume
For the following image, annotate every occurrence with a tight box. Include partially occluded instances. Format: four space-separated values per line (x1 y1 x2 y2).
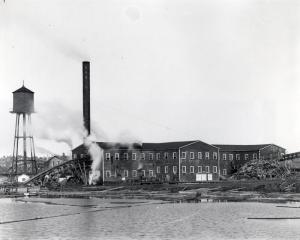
83 130 103 185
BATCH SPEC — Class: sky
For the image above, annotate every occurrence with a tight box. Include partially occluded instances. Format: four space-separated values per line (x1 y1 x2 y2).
0 0 300 156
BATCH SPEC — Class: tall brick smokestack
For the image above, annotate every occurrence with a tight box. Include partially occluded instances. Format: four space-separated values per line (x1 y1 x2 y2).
83 61 90 135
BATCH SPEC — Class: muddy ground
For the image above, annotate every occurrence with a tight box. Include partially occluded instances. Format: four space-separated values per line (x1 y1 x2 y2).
2 181 300 203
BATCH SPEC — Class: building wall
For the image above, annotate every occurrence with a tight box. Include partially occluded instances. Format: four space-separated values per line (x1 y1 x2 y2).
219 150 260 175
44 157 65 170
180 142 220 181
72 142 286 183
155 149 179 182
259 145 285 161
101 143 221 182
103 149 178 182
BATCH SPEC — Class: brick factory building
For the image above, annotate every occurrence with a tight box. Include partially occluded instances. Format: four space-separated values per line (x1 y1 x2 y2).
215 144 286 176
72 141 285 183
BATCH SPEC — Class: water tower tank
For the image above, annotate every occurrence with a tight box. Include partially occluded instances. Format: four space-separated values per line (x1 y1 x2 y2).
12 85 34 113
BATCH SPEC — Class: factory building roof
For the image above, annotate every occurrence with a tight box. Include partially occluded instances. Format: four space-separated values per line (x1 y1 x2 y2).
213 144 271 152
72 140 201 152
142 141 197 150
73 142 285 153
13 86 34 94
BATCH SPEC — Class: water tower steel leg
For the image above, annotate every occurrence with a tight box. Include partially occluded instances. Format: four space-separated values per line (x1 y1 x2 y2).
29 136 33 173
28 114 34 173
12 115 18 174
23 113 27 174
30 135 37 174
29 115 37 174
15 114 20 181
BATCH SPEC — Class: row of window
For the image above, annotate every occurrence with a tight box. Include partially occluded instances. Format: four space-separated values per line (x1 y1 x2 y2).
105 165 227 178
104 152 178 161
74 151 258 162
181 165 219 174
103 151 218 161
104 152 258 161
223 153 258 161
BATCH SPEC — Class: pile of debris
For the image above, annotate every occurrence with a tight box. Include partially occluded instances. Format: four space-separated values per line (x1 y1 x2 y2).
233 159 290 180
31 163 85 189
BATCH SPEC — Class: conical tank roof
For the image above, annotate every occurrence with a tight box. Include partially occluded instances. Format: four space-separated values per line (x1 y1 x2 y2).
13 86 34 94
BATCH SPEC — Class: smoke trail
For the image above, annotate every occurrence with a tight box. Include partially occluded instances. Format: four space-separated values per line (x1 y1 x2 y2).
116 130 142 146
33 101 82 150
35 146 55 156
37 130 74 149
83 130 103 185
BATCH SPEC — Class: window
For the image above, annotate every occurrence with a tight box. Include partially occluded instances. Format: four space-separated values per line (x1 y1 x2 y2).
245 154 249 160
165 166 169 173
157 166 161 173
173 166 177 173
205 152 209 159
142 170 146 177
124 153 128 160
222 169 227 176
149 170 154 177
141 153 145 160
190 166 194 173
213 152 217 160
124 170 128 177
182 166 186 173
173 152 177 159
253 153 257 160
105 170 111 178
182 151 186 159
198 152 202 159
105 153 110 161
164 152 168 159
236 154 240 161
80 154 84 158
213 166 217 173
156 153 161 160
198 166 202 173
222 154 226 161
115 153 119 161
190 152 195 159
229 154 233 161
132 170 137 177
132 153 137 160
73 154 77 159
205 166 210 173
149 153 154 160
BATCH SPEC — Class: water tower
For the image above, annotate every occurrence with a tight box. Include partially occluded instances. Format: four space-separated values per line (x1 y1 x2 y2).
11 83 37 180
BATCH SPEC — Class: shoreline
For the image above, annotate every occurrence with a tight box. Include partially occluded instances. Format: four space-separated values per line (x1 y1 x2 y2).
1 184 300 204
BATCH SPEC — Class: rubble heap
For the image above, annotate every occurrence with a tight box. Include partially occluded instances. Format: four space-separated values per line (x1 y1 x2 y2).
233 159 290 180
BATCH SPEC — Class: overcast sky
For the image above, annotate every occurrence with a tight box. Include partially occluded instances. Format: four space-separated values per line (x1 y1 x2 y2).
1 0 300 156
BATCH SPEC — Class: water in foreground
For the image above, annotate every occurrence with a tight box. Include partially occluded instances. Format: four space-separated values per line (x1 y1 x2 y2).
0 197 300 240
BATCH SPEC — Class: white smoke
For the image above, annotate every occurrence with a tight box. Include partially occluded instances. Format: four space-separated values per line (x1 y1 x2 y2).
83 130 103 185
35 145 56 156
116 130 142 146
33 101 82 150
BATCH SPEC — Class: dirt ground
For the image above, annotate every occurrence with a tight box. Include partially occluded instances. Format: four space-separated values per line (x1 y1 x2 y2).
1 180 300 203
